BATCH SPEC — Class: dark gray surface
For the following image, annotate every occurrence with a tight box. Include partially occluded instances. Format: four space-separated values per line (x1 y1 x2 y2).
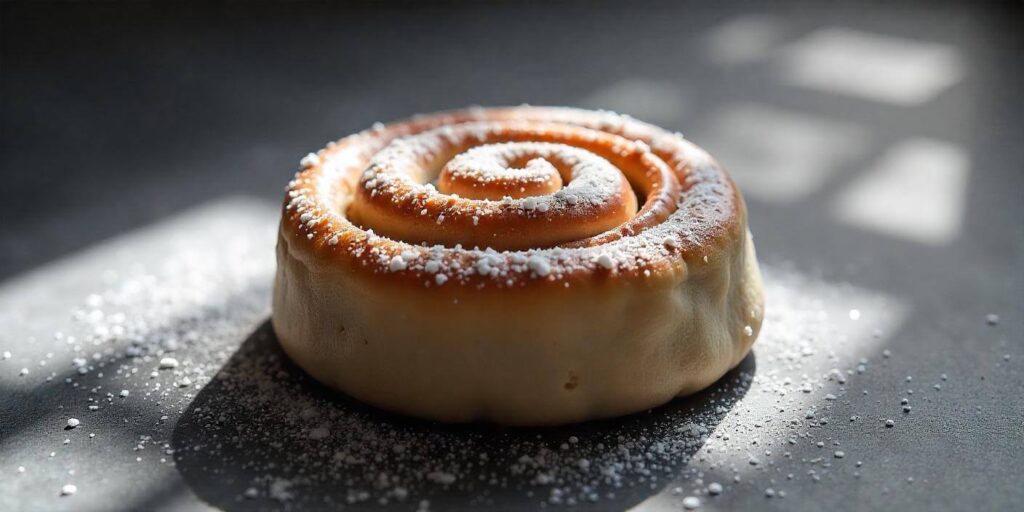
2 1 1022 511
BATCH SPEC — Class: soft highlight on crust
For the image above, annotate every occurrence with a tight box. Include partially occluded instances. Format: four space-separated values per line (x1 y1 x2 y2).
272 106 765 425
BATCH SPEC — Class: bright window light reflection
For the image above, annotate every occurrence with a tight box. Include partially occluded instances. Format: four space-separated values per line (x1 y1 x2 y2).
580 79 688 128
777 27 965 106
0 197 278 506
0 197 279 389
705 15 786 66
695 103 869 203
834 138 969 245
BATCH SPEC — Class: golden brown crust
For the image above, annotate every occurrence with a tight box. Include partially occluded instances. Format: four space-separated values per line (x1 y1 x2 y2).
272 106 764 425
281 106 742 289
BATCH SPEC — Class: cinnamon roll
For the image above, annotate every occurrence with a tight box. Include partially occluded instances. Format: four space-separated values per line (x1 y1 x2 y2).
272 106 764 426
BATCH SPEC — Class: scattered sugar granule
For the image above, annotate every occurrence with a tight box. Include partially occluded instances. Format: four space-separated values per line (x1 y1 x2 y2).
66 418 80 428
2 351 10 359
527 256 551 277
389 255 407 272
682 496 701 509
119 390 129 398
596 253 615 270
270 478 293 501
61 484 77 496
834 451 846 459
19 368 28 376
985 313 999 325
300 152 320 168
708 482 723 495
158 358 179 369
243 487 259 499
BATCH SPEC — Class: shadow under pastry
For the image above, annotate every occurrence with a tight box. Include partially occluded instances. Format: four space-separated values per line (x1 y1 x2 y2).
172 320 756 511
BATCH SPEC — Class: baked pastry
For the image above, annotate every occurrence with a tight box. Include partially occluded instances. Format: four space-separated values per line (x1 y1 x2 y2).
272 106 764 426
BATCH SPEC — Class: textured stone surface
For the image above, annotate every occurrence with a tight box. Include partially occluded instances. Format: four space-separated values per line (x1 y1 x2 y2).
1 2 1021 511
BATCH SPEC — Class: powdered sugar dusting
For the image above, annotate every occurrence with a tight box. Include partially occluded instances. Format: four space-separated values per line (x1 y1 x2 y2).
283 107 737 288
3 201 1014 508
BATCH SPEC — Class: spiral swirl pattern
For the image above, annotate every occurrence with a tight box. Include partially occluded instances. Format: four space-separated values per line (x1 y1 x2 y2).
283 106 740 286
274 106 763 425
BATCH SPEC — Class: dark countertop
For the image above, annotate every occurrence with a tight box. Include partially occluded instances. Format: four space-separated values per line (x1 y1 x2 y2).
2 2 1022 511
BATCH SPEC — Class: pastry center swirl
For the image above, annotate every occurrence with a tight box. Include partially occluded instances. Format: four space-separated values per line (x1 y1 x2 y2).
439 143 568 200
345 122 678 251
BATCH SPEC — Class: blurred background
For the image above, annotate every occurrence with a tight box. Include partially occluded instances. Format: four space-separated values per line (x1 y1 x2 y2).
2 1 1021 280
2 1 1022 511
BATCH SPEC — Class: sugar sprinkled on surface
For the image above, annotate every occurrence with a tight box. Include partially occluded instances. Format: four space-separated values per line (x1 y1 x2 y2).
3 136 1013 509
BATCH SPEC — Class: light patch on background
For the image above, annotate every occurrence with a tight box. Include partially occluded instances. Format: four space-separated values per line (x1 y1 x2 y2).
834 138 969 245
696 103 869 202
777 27 965 106
0 196 278 510
0 197 278 388
705 15 786 66
580 79 688 127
